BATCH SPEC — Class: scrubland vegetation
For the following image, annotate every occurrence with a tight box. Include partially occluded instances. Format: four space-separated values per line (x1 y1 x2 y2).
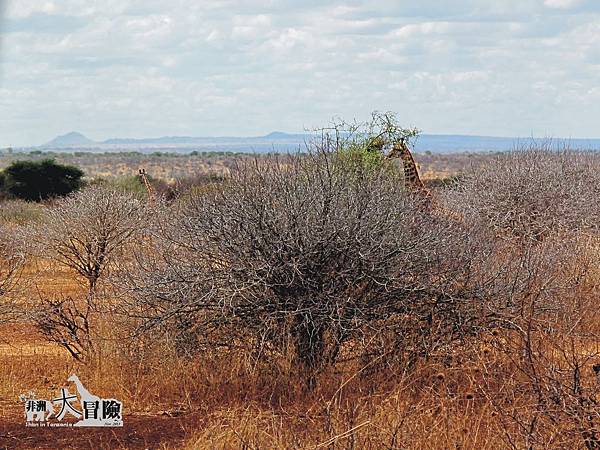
0 151 244 186
1 116 599 449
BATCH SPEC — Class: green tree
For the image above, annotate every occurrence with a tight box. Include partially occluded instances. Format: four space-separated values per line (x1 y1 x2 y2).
324 111 420 174
3 159 84 201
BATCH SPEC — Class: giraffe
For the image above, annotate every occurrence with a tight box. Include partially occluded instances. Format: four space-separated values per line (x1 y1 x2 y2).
139 168 155 200
385 139 433 204
387 140 468 226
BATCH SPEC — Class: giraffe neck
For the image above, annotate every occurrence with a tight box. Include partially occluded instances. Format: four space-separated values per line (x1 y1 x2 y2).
393 142 425 190
139 171 155 198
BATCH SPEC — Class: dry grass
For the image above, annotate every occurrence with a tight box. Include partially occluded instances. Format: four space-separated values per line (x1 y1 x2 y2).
2 239 600 448
2 308 598 449
0 326 504 448
170 335 600 449
0 310 597 449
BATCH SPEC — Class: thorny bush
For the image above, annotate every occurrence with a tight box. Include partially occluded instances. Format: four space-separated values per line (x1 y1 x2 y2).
120 150 510 382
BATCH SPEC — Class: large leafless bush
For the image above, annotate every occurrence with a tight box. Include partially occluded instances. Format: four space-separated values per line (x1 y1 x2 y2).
119 150 512 380
443 146 600 446
447 147 600 242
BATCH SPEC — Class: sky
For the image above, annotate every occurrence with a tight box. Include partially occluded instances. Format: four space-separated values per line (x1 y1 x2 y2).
1 0 600 146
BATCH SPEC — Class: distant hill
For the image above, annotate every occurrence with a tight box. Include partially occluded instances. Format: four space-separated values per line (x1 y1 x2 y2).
102 132 309 145
44 132 96 147
38 131 600 153
262 131 308 140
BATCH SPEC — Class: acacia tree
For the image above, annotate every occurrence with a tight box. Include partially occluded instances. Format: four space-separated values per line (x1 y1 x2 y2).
3 159 84 201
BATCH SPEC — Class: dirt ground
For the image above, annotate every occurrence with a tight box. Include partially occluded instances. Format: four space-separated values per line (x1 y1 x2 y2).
0 323 202 450
0 406 202 449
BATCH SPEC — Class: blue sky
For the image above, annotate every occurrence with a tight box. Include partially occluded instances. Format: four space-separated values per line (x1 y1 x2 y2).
1 0 600 146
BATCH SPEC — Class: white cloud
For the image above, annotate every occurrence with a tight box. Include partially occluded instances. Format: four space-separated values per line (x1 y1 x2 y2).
2 0 600 145
6 0 57 18
544 0 584 9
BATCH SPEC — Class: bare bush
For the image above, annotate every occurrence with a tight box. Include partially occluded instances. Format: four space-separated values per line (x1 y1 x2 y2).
473 235 600 449
25 187 147 360
27 186 146 292
118 150 507 382
446 147 600 242
444 146 600 446
0 199 44 226
0 227 26 323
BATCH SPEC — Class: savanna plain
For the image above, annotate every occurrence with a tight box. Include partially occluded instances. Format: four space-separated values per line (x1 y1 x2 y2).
0 124 599 450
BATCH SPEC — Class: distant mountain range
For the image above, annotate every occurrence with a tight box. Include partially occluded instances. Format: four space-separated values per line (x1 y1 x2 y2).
38 131 600 153
44 131 309 147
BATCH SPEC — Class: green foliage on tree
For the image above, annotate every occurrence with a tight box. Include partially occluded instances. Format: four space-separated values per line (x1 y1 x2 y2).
2 159 84 201
324 111 420 174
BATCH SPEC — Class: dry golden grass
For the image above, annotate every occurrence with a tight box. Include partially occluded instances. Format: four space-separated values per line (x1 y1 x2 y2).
3 310 597 450
2 247 600 449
